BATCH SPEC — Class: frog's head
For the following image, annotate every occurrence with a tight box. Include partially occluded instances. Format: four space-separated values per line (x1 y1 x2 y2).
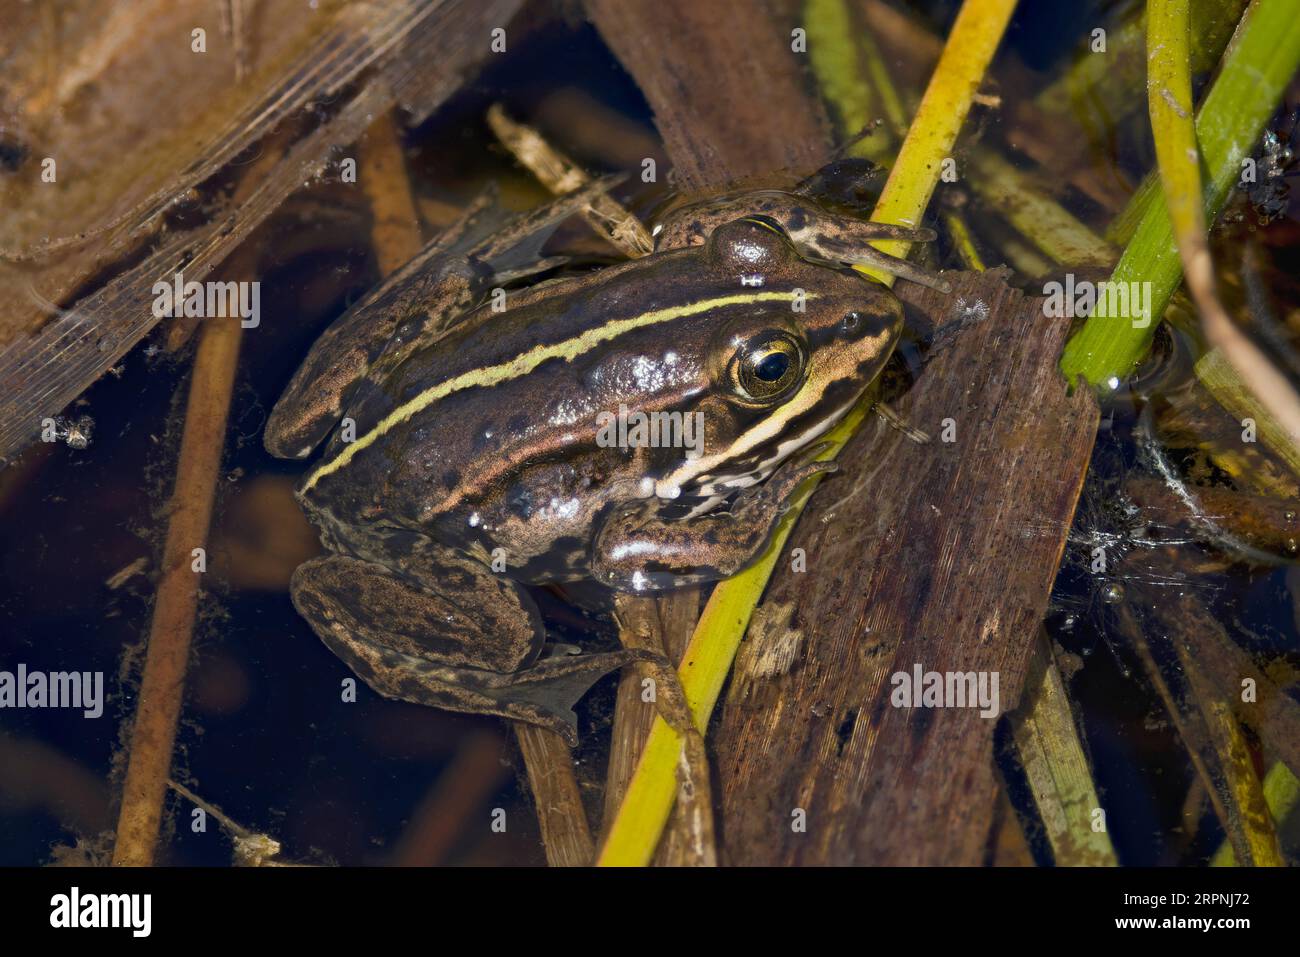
655 218 903 499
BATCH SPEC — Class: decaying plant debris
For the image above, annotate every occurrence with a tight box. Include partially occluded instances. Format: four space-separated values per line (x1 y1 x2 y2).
1 0 1298 870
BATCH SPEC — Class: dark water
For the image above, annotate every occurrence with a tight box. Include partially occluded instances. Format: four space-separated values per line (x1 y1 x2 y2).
1 2 1296 867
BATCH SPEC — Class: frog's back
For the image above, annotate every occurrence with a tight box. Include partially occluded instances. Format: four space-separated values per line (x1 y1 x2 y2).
297 247 716 528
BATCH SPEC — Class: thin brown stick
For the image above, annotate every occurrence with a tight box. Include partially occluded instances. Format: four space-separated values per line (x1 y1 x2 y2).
603 596 665 829
360 110 424 274
513 723 595 866
389 732 510 866
486 104 653 257
110 129 290 865
111 312 243 866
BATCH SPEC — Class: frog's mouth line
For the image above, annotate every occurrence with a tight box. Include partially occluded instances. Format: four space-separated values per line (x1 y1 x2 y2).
683 396 857 501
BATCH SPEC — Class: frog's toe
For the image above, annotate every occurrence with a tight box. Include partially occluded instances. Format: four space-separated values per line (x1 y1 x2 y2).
475 649 653 744
758 451 837 505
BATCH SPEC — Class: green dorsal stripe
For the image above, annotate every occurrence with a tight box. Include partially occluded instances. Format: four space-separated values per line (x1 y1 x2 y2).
302 290 812 492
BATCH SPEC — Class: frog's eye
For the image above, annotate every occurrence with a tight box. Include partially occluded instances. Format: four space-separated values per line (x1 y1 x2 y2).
730 332 806 404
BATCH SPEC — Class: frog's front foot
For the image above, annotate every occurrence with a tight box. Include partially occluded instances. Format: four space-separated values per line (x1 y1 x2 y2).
291 551 639 744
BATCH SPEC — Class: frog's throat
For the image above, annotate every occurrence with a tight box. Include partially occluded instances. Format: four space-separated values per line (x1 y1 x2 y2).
301 290 816 493
682 396 855 499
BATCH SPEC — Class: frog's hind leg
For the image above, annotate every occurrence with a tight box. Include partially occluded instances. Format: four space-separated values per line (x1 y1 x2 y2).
290 550 638 745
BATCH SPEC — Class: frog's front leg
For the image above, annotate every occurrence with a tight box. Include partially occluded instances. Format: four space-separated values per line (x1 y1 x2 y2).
591 456 836 591
290 540 639 744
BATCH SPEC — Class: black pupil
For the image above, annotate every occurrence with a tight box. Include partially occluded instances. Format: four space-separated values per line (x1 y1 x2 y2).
755 351 790 382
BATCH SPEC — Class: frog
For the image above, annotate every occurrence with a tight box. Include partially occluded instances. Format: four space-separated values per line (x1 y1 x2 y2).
265 184 944 744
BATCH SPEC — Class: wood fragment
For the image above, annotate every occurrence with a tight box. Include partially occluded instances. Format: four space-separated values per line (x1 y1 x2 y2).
586 0 833 191
513 723 595 867
711 269 1098 865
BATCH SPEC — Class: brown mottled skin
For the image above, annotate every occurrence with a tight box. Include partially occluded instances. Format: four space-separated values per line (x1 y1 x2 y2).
266 190 932 742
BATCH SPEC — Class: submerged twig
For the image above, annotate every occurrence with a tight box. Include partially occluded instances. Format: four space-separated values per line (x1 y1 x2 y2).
390 733 511 866
111 133 286 865
167 780 297 867
360 110 424 275
112 303 244 866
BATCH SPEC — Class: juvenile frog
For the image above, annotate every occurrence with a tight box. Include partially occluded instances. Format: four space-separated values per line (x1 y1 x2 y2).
265 188 940 742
